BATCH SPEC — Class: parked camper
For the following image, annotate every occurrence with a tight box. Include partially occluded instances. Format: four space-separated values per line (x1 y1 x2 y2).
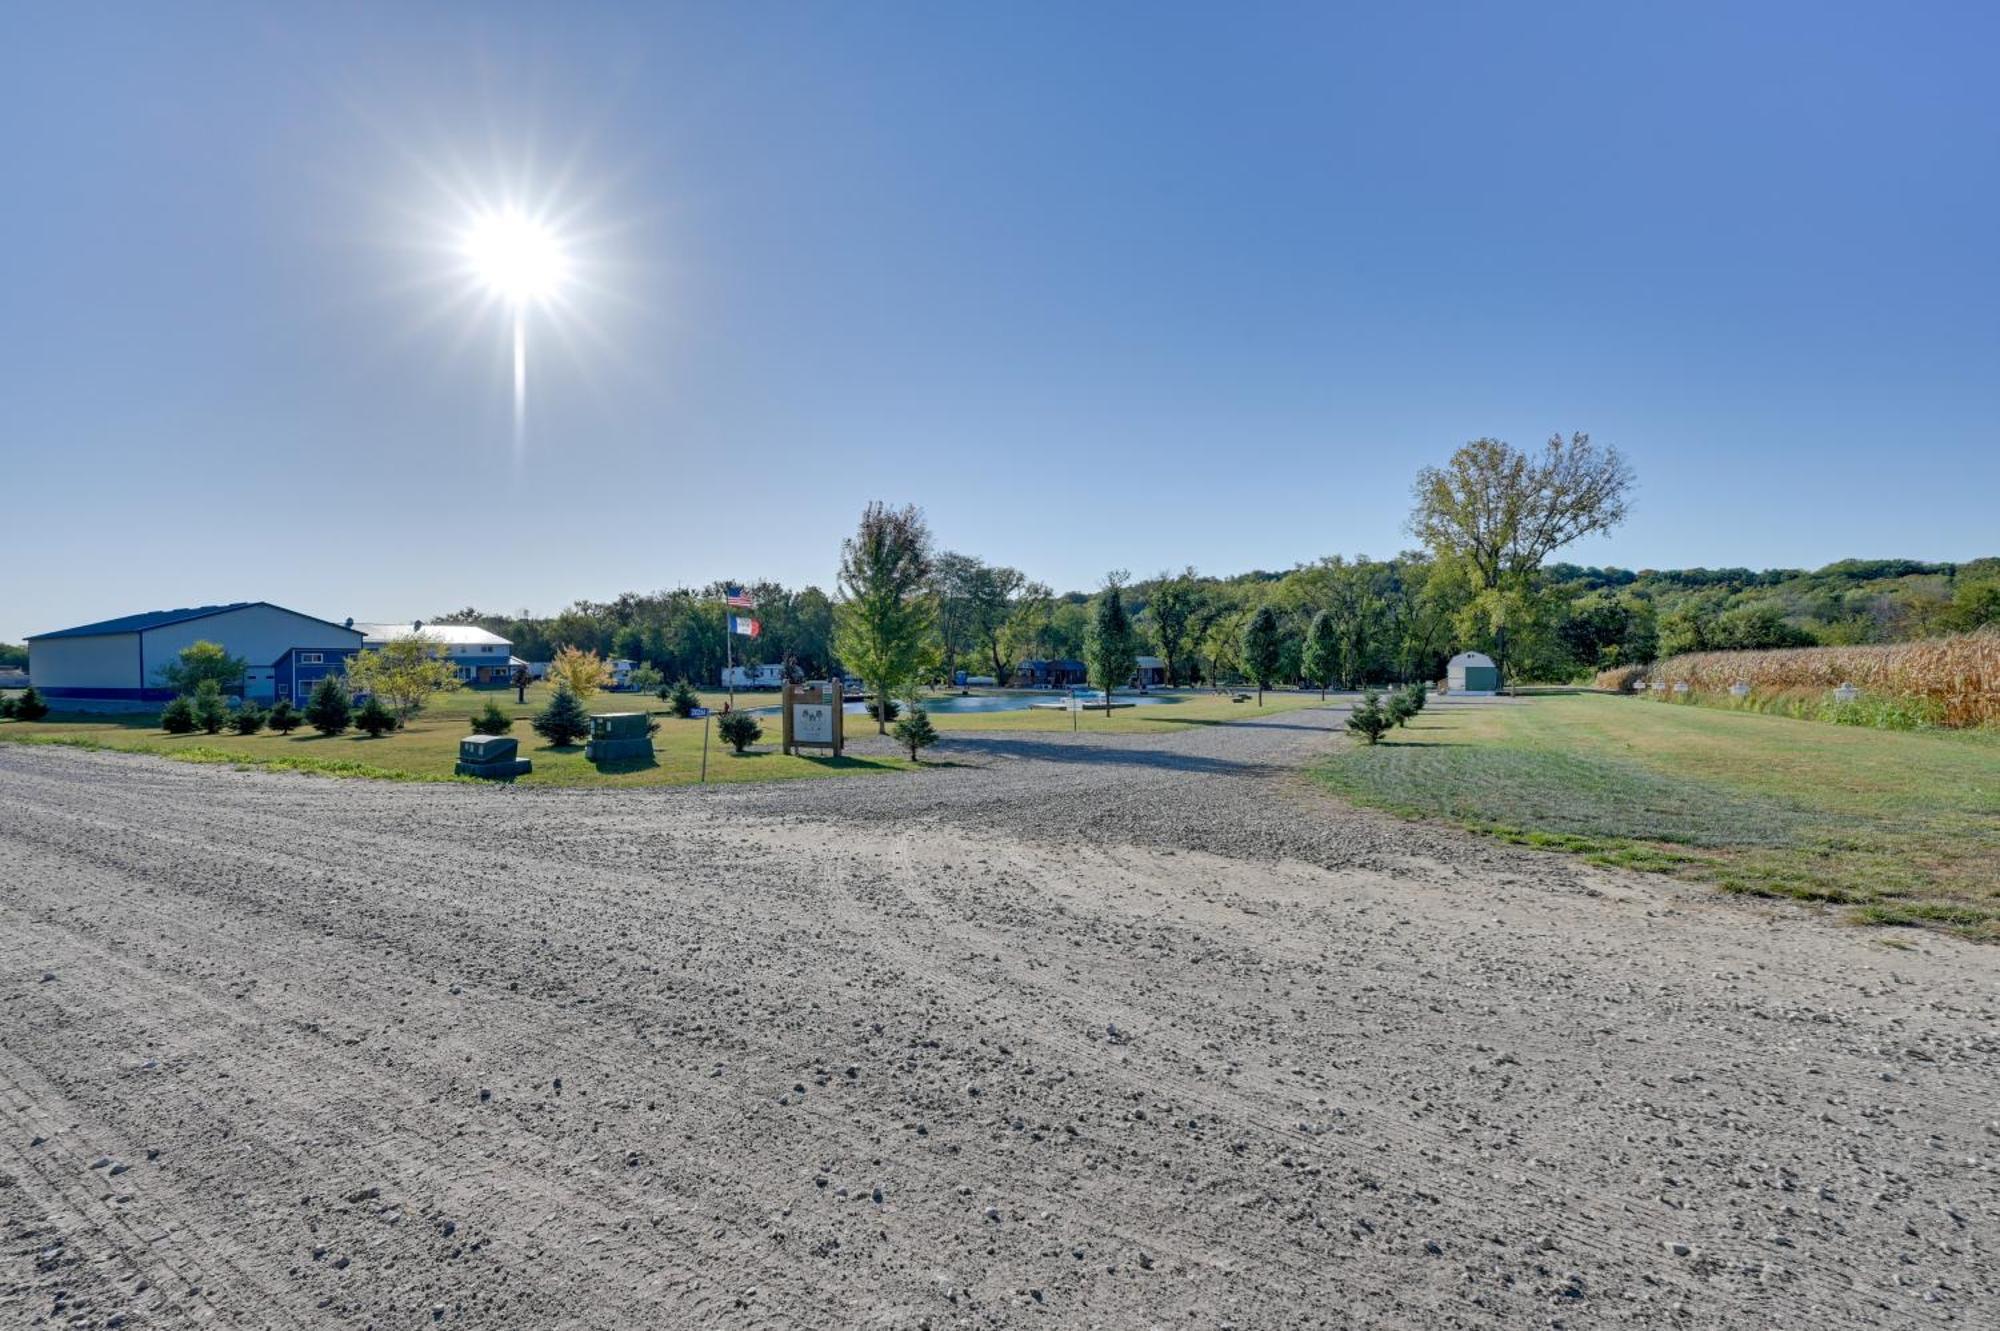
721 663 788 690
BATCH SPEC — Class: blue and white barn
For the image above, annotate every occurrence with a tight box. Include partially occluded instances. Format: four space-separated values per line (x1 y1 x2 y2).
26 602 364 711
353 622 517 685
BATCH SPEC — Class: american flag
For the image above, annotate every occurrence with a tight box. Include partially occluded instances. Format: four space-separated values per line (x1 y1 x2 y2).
723 584 754 609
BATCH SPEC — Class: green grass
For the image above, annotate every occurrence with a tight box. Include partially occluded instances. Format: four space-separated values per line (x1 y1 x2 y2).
0 682 912 789
915 688 1340 734
1315 694 2000 939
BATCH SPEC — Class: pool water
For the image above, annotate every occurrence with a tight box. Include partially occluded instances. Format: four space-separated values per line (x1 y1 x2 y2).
751 691 1174 716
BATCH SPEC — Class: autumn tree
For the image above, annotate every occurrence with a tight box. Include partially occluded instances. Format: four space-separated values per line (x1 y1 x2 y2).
833 502 937 733
545 645 614 700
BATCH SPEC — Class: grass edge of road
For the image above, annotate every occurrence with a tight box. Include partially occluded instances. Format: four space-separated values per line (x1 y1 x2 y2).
3 732 467 783
1312 694 2000 942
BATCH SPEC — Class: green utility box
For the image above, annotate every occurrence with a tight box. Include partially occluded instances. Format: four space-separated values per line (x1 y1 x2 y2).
585 711 655 763
455 734 532 780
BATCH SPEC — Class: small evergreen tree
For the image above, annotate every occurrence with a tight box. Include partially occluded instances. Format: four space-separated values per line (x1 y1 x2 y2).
355 695 397 737
1300 610 1340 700
266 697 302 734
191 680 230 734
0 695 14 720
666 677 700 717
469 700 514 735
868 696 901 724
717 709 762 753
229 701 268 735
1385 689 1416 727
1346 689 1393 745
10 686 47 721
160 695 197 733
533 686 591 745
1241 606 1282 706
892 702 939 762
306 674 351 735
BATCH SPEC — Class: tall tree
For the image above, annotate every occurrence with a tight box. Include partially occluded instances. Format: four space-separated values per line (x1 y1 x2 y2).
1146 568 1203 687
1300 609 1340 699
930 551 984 684
1240 605 1282 706
158 640 248 695
1084 574 1139 711
970 564 1026 680
833 502 937 732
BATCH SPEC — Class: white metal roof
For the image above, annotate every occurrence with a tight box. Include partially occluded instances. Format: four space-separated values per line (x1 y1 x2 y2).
353 622 511 648
1448 651 1496 667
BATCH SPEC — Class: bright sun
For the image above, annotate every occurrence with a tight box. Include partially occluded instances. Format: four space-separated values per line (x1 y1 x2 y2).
463 210 568 305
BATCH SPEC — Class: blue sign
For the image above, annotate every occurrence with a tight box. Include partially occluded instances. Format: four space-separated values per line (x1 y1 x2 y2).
690 707 711 718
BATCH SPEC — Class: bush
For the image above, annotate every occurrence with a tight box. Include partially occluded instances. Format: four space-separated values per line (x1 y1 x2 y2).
229 702 267 735
355 696 397 737
469 700 514 735
0 695 13 720
10 686 48 722
666 677 700 717
266 698 302 734
533 686 591 746
160 695 197 733
628 665 664 695
191 680 230 734
868 696 901 724
892 703 939 761
1385 690 1416 727
1346 689 1393 746
717 709 762 753
305 675 352 736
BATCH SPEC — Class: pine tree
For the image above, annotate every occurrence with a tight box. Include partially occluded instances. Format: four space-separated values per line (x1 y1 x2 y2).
533 685 591 746
229 702 268 735
1241 606 1282 706
266 698 302 733
160 695 197 733
1346 689 1393 745
892 702 939 762
355 696 397 737
717 709 763 753
10 686 48 721
1300 610 1340 700
1085 577 1138 710
306 674 352 735
191 680 230 734
469 700 514 735
666 678 700 718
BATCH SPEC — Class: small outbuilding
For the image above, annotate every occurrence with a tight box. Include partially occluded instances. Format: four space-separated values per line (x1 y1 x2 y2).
1446 651 1500 695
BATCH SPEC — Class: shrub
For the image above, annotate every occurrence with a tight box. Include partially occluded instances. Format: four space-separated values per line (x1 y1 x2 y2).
533 686 591 746
0 695 13 720
469 700 514 735
355 696 397 737
191 680 230 734
306 674 352 735
229 702 267 735
868 696 901 724
266 698 302 734
717 709 762 753
1385 690 1416 728
666 678 700 717
892 703 939 761
10 686 48 722
628 665 664 695
1346 689 1393 745
160 695 197 734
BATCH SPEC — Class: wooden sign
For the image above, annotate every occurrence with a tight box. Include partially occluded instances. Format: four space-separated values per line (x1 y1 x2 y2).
782 679 845 757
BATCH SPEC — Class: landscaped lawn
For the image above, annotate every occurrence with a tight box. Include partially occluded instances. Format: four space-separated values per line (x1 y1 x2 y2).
0 682 911 789
1315 693 2000 938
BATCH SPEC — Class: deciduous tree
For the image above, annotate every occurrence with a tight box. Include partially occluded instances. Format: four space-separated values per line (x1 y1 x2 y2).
1085 574 1139 710
345 633 463 721
159 640 247 695
833 502 937 732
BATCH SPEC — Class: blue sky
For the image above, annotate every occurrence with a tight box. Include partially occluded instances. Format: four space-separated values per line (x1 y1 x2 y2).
4 2 1996 641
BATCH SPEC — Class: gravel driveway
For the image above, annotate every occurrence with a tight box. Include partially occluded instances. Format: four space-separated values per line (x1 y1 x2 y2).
2 702 1994 1329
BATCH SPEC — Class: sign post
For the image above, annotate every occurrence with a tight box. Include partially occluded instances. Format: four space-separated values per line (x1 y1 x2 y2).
783 678 845 758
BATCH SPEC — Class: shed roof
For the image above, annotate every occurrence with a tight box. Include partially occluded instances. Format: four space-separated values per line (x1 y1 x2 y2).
354 622 511 648
29 602 359 641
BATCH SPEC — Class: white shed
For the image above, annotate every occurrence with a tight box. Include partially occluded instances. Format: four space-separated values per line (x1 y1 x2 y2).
1446 651 1500 695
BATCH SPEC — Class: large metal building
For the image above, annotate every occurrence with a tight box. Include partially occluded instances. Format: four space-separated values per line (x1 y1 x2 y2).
26 602 364 710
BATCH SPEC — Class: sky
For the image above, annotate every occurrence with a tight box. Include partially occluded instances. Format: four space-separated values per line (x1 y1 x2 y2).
3 2 1996 641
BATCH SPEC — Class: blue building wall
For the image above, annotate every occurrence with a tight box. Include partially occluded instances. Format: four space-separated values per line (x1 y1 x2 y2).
277 646 361 704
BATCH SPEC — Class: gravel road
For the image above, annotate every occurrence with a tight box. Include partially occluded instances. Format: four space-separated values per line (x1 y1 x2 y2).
2 701 1995 1329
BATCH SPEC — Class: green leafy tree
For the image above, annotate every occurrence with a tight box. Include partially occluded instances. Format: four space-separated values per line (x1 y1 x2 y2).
1145 568 1204 687
159 695 196 733
628 664 664 696
1085 574 1139 710
355 696 397 737
833 502 937 733
345 633 463 720
158 640 248 695
666 678 700 718
892 698 939 761
469 700 514 735
305 674 352 735
266 698 302 734
1300 609 1340 699
0 642 27 670
229 701 267 735
191 680 230 734
1240 605 1282 706
717 709 763 753
1346 689 1393 745
10 686 48 721
532 686 591 746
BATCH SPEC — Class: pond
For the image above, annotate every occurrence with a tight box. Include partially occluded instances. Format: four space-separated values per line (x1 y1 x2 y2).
748 691 1177 716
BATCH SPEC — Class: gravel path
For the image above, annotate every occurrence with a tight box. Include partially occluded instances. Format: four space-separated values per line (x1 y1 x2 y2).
1 704 1994 1329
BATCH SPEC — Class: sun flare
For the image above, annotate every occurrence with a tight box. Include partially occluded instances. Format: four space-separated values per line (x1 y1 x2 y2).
462 210 569 306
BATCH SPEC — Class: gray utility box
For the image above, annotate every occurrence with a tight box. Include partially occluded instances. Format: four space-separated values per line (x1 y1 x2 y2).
585 711 655 763
455 734 532 780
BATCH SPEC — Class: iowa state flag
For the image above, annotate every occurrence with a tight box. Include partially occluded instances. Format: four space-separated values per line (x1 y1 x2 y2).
728 614 761 637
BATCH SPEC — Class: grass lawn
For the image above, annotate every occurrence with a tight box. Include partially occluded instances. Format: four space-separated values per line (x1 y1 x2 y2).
1315 694 2000 939
0 683 911 789
915 688 1340 734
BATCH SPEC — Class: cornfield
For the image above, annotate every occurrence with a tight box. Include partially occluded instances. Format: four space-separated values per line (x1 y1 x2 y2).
1595 629 2000 728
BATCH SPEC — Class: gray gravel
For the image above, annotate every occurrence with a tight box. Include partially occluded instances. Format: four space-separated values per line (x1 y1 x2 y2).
1 708 1995 1329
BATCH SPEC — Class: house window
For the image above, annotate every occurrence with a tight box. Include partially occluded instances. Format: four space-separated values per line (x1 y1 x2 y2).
300 652 323 665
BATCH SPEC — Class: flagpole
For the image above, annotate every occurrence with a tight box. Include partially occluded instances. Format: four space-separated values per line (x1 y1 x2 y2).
726 601 735 711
